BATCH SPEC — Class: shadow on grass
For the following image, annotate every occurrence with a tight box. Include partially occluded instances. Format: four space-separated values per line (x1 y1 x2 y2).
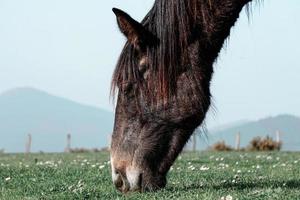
166 179 300 192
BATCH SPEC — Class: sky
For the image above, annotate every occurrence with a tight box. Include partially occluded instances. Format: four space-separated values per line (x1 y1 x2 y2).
0 0 299 128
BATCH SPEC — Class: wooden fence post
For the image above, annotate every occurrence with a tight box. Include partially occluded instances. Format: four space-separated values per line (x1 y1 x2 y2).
65 134 71 153
276 130 281 143
107 133 112 151
192 133 197 152
235 132 240 150
25 134 32 153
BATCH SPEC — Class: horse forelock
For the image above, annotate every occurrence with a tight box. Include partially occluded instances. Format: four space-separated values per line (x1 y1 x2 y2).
111 0 201 103
111 0 260 105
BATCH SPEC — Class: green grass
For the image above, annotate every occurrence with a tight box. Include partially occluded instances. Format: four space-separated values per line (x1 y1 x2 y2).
0 152 300 200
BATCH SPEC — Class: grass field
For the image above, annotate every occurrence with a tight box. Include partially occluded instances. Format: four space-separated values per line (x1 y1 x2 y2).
0 152 300 200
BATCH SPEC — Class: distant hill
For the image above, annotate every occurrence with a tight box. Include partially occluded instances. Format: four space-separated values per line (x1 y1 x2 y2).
1 88 298 152
205 115 300 151
0 87 114 152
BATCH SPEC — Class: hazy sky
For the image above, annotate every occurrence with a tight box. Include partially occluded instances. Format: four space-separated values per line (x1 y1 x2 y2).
0 0 299 127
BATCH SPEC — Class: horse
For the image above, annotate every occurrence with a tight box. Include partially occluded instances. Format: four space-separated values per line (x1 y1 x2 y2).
110 0 256 193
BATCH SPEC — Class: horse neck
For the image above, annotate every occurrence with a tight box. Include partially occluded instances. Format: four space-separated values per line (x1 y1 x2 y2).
192 0 253 63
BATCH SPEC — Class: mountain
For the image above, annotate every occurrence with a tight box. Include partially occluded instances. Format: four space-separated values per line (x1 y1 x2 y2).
1 88 298 152
209 120 250 133
0 87 114 152
205 115 300 151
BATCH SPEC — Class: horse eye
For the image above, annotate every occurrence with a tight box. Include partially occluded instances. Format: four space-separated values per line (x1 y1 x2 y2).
138 57 148 74
139 64 147 75
121 82 133 94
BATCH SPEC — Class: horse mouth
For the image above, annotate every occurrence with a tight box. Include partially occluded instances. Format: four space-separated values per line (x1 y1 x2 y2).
112 168 166 193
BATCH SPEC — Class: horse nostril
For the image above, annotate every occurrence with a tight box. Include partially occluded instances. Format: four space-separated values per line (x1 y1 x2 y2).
112 166 142 193
138 173 142 188
114 177 124 191
114 169 130 193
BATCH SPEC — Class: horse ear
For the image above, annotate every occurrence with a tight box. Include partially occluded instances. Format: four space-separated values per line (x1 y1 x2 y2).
112 8 148 50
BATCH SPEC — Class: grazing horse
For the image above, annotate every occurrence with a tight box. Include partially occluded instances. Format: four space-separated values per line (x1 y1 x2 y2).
110 0 256 193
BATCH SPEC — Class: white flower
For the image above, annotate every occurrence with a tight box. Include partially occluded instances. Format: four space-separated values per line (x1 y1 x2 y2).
283 183 287 186
267 156 272 160
68 185 74 190
221 195 233 200
5 177 11 181
226 195 233 200
200 166 210 171
188 165 193 168
99 165 105 169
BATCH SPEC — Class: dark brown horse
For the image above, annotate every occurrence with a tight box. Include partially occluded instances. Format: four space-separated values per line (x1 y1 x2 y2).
110 0 256 193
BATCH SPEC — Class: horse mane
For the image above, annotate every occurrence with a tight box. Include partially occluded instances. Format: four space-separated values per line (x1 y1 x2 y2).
143 0 201 101
111 0 201 103
111 0 258 104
